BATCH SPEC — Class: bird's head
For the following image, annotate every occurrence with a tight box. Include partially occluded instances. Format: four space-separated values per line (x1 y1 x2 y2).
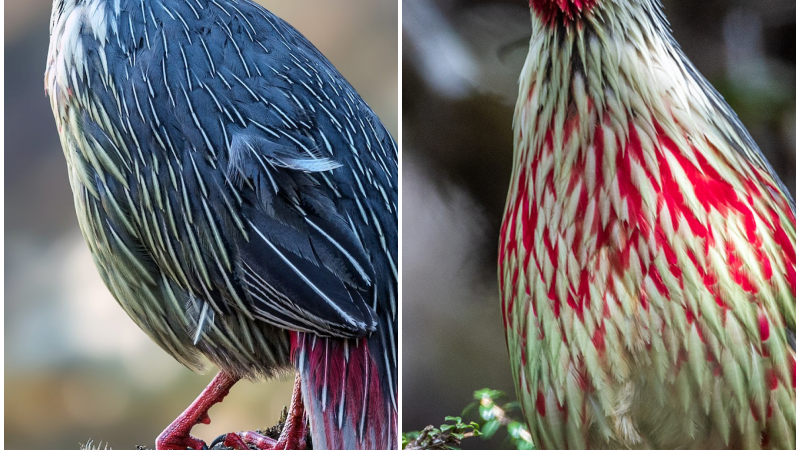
529 0 600 26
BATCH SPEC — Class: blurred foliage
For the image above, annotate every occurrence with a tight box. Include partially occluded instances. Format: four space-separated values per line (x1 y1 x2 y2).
403 417 482 450
403 389 533 450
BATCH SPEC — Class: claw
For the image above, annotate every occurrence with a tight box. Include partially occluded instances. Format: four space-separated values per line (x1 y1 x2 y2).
155 371 240 450
209 431 280 450
205 374 308 450
154 432 208 450
222 433 251 450
208 434 228 450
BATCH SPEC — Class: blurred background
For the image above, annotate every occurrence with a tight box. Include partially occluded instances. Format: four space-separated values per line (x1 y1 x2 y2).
402 0 795 448
5 1 397 449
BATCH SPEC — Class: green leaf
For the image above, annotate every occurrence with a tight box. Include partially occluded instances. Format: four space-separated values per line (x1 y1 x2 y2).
507 421 525 438
403 431 420 441
515 439 535 450
482 419 502 439
474 389 505 400
479 403 495 421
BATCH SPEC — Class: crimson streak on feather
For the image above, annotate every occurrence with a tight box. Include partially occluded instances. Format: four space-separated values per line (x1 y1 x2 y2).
500 1 795 449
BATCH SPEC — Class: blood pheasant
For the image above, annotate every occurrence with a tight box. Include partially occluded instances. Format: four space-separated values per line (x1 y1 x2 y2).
499 1 795 449
45 1 397 449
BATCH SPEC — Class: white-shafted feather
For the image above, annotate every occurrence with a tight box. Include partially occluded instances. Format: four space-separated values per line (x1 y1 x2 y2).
502 1 795 449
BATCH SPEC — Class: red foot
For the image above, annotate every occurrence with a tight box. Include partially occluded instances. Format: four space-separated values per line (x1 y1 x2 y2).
220 431 277 450
156 371 240 450
214 374 308 450
157 434 208 450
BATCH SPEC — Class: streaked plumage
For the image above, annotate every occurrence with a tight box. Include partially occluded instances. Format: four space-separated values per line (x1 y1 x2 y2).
500 1 795 449
45 0 397 449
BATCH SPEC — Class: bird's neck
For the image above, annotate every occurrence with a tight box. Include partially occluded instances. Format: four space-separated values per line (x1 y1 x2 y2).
506 4 680 241
499 4 678 298
499 3 795 324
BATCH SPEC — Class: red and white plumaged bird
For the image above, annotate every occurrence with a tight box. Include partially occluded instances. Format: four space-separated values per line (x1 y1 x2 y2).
499 1 795 449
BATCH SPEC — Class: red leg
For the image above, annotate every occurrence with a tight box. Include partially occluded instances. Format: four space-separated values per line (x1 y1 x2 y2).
221 373 307 450
156 371 240 450
276 373 308 450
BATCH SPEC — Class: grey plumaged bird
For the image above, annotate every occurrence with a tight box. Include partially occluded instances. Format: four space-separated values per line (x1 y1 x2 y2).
45 1 397 449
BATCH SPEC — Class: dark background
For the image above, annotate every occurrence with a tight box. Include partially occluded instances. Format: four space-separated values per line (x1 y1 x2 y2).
401 0 795 448
4 1 397 449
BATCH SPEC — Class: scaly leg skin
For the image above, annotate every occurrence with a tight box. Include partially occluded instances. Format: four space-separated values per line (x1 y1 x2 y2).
156 371 240 450
218 373 307 450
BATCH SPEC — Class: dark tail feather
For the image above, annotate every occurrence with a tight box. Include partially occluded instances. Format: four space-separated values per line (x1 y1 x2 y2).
291 332 397 450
